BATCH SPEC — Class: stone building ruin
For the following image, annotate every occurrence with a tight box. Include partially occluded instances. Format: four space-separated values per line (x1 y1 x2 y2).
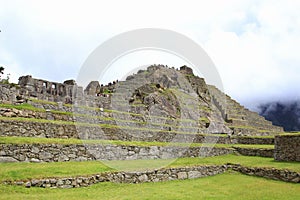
18 75 84 100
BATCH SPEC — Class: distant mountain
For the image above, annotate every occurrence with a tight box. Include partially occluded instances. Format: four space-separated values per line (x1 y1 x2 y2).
259 101 300 132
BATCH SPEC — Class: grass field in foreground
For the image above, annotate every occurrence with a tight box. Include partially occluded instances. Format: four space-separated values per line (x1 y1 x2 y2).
0 172 299 200
0 154 299 182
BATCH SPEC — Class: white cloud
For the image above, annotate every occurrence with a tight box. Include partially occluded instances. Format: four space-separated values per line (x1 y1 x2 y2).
202 0 300 109
0 49 24 83
0 0 299 110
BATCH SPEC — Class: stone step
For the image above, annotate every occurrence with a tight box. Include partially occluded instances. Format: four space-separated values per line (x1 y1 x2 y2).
207 85 284 135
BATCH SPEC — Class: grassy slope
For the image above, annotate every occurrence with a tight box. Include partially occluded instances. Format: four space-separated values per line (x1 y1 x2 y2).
1 154 299 182
0 172 299 200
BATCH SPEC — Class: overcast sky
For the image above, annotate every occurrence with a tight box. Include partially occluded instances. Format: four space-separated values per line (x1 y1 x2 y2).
0 0 299 111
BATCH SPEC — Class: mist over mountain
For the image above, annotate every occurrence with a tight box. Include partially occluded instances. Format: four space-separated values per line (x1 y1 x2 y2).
258 100 300 132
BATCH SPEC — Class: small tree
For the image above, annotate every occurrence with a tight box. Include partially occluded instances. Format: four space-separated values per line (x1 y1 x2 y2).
0 66 4 79
0 66 9 84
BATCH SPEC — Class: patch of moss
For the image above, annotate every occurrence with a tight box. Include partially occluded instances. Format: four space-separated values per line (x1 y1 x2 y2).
199 117 210 124
0 103 45 112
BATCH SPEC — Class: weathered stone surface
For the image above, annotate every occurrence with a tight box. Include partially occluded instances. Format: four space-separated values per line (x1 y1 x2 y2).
25 182 31 188
0 156 19 162
177 172 188 180
234 147 274 158
30 158 41 163
85 81 100 95
188 171 201 179
39 152 53 161
0 144 233 163
274 135 300 162
138 174 148 182
231 164 300 183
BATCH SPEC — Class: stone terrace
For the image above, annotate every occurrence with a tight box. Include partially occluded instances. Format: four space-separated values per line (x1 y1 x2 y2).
208 85 283 136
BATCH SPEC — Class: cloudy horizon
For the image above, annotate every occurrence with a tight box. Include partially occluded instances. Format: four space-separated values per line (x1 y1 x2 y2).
0 0 299 111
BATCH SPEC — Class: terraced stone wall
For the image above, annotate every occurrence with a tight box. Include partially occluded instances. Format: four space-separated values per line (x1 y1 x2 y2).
9 165 228 188
207 85 284 136
7 164 299 188
274 134 300 161
234 137 274 145
0 84 20 103
234 147 274 158
1 119 276 147
0 118 221 142
0 107 276 145
0 144 233 163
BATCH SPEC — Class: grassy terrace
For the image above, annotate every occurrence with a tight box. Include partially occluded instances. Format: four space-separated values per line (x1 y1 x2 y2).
0 117 278 137
0 116 216 136
0 114 205 132
0 116 280 140
30 98 210 123
1 172 299 200
0 103 46 112
0 103 208 129
280 132 300 136
0 136 275 149
228 125 283 133
1 101 277 133
233 135 274 139
0 154 299 182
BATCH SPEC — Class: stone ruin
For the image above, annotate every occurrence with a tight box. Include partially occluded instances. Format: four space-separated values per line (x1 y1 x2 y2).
17 75 84 103
0 64 299 190
0 65 284 137
8 65 201 105
14 75 119 104
84 81 100 95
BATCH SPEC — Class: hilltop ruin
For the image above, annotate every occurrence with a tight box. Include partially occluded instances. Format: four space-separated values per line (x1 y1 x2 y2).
0 64 299 189
0 65 283 136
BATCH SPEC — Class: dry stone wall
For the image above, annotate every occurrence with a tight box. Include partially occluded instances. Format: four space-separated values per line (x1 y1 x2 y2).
0 84 20 103
274 134 300 161
0 118 222 142
232 164 300 183
6 164 299 189
7 165 228 188
0 108 276 145
0 118 274 145
234 147 274 158
0 144 233 163
234 137 274 145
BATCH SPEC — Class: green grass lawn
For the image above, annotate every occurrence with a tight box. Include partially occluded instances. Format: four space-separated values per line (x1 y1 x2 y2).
0 172 299 200
0 154 299 182
0 136 274 149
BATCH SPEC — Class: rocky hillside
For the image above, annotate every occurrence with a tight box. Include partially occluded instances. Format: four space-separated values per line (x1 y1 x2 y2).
99 64 283 136
0 65 284 136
